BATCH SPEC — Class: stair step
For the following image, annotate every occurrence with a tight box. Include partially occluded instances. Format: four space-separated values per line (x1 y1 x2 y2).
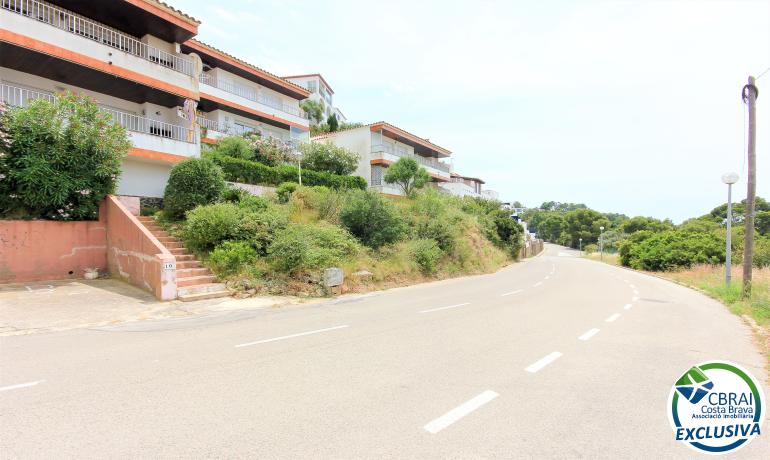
177 282 228 298
137 216 154 222
177 275 217 287
164 241 184 249
177 289 231 302
176 267 210 278
176 260 201 268
151 231 170 238
175 254 195 262
169 248 189 255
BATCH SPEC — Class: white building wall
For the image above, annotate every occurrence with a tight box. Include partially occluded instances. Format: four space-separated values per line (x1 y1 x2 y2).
313 127 371 183
0 9 197 94
117 159 173 198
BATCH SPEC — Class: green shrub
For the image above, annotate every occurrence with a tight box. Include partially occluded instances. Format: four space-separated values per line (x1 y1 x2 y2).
409 239 442 274
383 157 430 196
299 141 359 175
339 189 407 248
623 230 723 271
490 209 524 258
183 203 243 251
211 136 252 160
416 219 456 253
269 222 359 273
583 243 598 254
237 207 288 255
290 185 346 222
618 230 654 266
0 94 129 220
209 241 258 275
244 133 294 166
276 182 298 203
411 190 458 252
163 158 225 219
222 186 250 203
205 152 366 190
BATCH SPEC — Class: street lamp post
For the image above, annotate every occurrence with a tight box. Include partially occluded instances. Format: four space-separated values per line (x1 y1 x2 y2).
579 238 583 255
722 172 739 286
599 226 605 261
296 149 303 186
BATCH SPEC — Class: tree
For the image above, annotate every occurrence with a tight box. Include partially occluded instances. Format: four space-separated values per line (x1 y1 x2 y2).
621 216 673 234
538 214 566 242
299 141 359 175
300 100 325 125
383 157 430 197
0 94 129 220
327 113 339 132
163 158 226 219
562 208 610 248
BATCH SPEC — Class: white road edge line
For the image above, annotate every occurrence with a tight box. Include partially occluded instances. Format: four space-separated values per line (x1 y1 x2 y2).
0 380 45 392
525 352 563 373
624 303 633 310
501 289 523 297
235 325 349 348
578 328 600 341
632 296 639 302
533 281 543 287
605 313 621 323
420 303 471 314
423 390 499 434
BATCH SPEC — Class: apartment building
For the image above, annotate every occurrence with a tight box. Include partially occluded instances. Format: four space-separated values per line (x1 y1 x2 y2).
181 40 311 146
284 73 346 123
312 122 451 196
0 0 203 198
440 173 485 198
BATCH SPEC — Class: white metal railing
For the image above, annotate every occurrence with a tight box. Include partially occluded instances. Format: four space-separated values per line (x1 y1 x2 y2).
1 0 195 76
199 73 308 119
371 144 451 173
0 83 195 143
198 115 296 146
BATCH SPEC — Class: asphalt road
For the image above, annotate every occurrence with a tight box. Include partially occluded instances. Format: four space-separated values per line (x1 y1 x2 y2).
1 244 767 458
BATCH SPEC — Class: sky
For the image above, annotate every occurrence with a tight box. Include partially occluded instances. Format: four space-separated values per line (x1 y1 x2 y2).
175 0 770 223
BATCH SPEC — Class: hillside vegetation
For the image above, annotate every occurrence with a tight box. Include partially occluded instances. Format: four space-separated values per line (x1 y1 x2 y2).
159 157 524 297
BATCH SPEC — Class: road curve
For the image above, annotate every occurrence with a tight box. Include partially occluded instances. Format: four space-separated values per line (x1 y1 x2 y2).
0 243 767 458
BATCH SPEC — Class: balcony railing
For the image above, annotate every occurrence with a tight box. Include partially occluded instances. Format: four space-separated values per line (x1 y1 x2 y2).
371 144 451 173
1 0 195 76
199 73 308 119
1 83 195 143
198 115 296 147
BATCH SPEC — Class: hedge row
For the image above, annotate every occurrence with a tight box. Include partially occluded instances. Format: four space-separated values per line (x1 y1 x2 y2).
205 152 367 190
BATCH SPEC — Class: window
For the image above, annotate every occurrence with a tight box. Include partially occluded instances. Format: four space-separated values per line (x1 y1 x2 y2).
371 165 383 186
307 81 318 93
234 121 255 135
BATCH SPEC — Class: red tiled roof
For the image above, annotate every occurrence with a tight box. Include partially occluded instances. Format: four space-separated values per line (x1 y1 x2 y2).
283 73 334 94
144 0 200 25
184 39 311 98
451 172 485 184
312 122 451 158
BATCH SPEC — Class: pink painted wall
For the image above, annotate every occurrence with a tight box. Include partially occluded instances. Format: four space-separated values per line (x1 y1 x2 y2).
0 207 108 283
105 196 177 300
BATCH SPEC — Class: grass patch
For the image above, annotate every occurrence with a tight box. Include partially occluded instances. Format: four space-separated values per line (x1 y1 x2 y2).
583 252 620 266
661 265 770 326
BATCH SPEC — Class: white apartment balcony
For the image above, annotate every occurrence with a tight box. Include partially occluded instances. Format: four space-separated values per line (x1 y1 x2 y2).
1 0 196 90
199 73 308 127
1 83 198 158
371 144 451 178
198 116 294 145
439 181 483 198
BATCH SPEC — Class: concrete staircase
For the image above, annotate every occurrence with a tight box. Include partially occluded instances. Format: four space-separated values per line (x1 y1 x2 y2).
136 216 230 302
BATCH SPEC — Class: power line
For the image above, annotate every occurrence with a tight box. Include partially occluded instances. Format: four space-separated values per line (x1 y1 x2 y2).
757 65 770 80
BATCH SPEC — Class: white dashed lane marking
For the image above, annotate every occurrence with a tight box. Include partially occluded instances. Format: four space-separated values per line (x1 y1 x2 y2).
423 390 499 434
525 352 563 373
578 328 600 341
605 313 621 323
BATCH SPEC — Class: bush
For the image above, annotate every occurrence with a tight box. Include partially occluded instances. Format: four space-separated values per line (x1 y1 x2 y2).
183 203 243 251
583 243 598 254
276 182 298 203
163 158 225 219
269 222 359 273
244 133 294 166
490 209 524 258
299 141 359 175
237 206 288 255
0 94 129 220
339 189 407 248
623 230 723 271
205 152 367 190
290 185 346 223
411 190 459 252
211 136 252 160
409 239 442 274
209 241 258 275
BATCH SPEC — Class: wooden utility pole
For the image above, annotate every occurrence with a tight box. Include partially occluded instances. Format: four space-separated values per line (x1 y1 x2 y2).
742 76 758 297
